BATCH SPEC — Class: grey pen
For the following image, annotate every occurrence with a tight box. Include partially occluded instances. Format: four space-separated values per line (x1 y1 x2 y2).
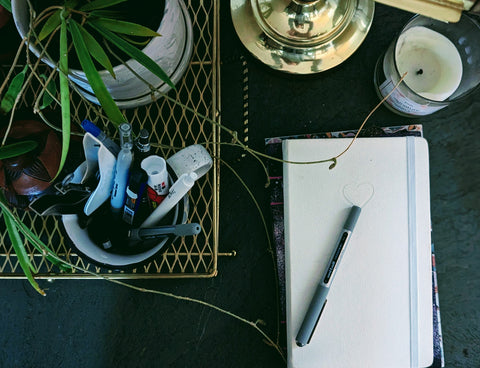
128 223 202 241
295 205 362 347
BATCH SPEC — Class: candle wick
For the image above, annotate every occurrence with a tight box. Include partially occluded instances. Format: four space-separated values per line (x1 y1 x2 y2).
416 69 424 75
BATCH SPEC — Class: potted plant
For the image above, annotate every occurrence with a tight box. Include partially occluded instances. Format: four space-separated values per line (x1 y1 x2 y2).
12 0 193 109
0 0 194 294
6 0 193 176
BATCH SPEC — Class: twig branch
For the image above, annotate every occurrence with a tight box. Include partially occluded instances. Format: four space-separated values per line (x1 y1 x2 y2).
0 39 27 97
332 72 408 161
220 158 282 346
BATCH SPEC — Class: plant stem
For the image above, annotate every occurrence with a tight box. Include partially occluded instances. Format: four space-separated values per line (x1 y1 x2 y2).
0 218 286 362
109 279 287 363
33 9 60 28
1 70 32 146
332 72 408 161
1 1 67 147
0 39 27 97
30 27 63 112
32 67 61 114
220 158 281 345
32 5 64 26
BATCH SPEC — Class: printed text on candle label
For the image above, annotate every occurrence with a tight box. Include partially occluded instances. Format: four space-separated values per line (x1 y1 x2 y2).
380 79 446 116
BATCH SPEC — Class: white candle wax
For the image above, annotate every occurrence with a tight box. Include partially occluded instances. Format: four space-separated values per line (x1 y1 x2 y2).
395 26 463 101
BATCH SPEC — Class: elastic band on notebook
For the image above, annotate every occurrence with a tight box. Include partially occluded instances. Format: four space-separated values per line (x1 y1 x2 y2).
407 136 419 367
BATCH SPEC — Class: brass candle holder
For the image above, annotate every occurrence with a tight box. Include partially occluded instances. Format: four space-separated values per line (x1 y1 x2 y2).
231 0 375 74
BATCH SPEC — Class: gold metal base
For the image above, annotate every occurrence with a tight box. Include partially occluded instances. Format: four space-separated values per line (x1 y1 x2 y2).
231 0 375 74
0 0 221 279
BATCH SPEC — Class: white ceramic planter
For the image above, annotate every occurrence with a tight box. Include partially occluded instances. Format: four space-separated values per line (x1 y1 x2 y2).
12 0 193 108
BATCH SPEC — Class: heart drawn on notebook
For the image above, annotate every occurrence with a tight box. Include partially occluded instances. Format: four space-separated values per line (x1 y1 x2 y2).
343 182 374 208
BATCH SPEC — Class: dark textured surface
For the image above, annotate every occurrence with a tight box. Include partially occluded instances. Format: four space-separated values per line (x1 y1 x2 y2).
1 3 479 368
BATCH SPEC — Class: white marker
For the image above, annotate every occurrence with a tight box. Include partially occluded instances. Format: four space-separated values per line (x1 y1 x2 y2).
140 172 197 228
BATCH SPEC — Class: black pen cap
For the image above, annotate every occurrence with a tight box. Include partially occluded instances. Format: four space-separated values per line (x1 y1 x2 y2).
136 129 150 151
344 206 361 231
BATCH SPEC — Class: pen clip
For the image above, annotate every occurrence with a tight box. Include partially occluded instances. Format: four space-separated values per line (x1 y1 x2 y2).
306 299 327 345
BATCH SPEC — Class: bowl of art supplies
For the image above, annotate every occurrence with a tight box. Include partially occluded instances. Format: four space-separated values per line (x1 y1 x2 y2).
57 121 213 268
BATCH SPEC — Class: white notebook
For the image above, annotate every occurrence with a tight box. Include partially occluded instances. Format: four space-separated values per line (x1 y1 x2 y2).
283 137 433 368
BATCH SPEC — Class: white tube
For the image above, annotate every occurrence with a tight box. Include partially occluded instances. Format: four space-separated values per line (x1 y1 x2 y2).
140 172 198 228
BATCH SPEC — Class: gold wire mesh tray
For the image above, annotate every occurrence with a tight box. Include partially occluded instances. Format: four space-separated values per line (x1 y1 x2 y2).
0 0 220 279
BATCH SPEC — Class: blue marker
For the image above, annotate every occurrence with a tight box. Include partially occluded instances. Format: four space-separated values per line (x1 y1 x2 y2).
81 119 120 156
110 142 133 212
122 169 148 225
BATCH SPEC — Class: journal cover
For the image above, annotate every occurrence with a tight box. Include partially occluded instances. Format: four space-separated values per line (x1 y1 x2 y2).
283 137 434 368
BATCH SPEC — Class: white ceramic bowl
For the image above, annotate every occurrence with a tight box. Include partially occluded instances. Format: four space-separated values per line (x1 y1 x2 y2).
62 191 189 268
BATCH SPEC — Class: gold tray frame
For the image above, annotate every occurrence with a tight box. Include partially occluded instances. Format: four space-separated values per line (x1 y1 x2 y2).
0 0 221 279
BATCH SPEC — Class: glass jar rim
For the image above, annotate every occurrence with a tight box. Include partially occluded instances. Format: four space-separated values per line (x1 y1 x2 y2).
391 13 480 104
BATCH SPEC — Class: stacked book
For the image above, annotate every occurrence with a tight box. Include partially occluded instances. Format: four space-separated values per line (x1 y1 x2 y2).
265 126 444 368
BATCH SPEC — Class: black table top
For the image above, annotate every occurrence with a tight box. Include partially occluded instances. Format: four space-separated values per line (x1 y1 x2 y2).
1 3 479 368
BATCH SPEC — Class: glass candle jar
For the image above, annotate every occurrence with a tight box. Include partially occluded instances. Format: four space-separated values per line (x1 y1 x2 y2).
374 14 480 117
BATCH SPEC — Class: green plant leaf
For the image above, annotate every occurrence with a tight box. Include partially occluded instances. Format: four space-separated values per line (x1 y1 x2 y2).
79 0 127 12
3 213 34 273
89 10 124 19
54 15 71 181
0 192 46 296
15 220 72 273
118 34 150 46
89 21 175 89
0 65 27 115
91 17 160 37
4 216 45 295
39 74 57 110
65 0 80 9
0 141 38 159
0 190 71 275
38 9 61 41
0 0 11 12
20 231 72 273
0 195 71 273
77 22 115 78
69 19 126 125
